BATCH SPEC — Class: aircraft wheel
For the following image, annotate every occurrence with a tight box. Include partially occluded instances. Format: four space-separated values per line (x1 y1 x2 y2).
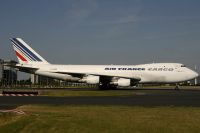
98 84 116 90
175 85 180 90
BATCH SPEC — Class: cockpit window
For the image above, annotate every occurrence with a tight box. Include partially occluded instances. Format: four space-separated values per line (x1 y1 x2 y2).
181 65 186 67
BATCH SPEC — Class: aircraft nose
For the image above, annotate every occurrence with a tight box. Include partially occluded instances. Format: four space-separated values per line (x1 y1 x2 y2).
194 71 199 78
191 70 199 79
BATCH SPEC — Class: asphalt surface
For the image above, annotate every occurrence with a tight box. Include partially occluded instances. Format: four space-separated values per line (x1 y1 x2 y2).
1 88 200 108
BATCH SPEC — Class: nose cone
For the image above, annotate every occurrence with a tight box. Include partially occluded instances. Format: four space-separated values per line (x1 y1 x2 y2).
194 71 199 78
190 70 199 79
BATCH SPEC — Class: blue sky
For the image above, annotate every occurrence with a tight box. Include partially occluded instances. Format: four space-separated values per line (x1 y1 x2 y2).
1 0 200 77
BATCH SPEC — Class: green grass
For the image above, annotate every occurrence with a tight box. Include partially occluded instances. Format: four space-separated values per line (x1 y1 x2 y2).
40 90 137 97
0 113 21 126
1 86 200 97
1 105 200 133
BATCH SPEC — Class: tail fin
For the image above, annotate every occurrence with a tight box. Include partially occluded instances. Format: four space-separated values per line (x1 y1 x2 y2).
10 38 49 64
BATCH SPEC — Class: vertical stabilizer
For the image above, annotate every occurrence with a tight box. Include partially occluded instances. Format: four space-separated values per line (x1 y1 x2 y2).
10 38 49 64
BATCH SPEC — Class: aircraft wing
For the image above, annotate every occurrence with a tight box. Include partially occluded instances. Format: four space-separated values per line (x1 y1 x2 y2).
5 63 39 73
54 71 141 81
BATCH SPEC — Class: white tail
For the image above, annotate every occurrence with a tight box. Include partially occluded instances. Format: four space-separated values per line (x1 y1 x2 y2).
10 38 49 64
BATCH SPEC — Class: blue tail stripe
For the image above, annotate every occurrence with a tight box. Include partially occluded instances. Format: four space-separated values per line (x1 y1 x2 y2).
12 43 34 61
13 38 42 61
11 39 37 61
11 39 35 61
11 39 36 61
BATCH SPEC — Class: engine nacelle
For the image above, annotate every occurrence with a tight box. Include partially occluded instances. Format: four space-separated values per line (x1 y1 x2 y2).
81 75 100 84
112 78 135 87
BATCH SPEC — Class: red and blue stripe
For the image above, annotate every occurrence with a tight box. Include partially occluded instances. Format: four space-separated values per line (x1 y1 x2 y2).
10 38 42 62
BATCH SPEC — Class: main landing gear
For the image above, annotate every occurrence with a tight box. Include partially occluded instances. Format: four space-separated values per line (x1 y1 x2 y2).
98 83 116 90
175 84 180 90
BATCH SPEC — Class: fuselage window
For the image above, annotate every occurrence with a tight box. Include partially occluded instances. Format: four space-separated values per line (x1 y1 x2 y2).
181 65 186 67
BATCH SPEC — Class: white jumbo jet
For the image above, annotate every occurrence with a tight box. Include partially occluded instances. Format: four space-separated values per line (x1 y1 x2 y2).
10 38 199 89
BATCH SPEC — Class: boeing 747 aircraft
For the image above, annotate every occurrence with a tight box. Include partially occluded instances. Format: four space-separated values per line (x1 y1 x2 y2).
10 38 198 89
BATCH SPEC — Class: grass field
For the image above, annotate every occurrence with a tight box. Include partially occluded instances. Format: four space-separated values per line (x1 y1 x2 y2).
1 105 200 133
36 86 200 97
1 86 200 97
40 90 138 97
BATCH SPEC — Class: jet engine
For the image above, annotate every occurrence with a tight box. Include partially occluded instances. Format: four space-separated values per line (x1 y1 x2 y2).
112 78 135 87
81 75 100 84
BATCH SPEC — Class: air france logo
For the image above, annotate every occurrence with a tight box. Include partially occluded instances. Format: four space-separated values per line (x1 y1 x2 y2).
105 68 145 71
